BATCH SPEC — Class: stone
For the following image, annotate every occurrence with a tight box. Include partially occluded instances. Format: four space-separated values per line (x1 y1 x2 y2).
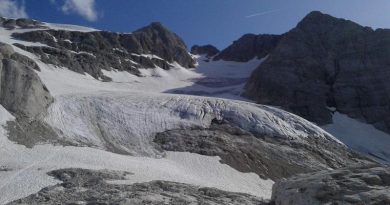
154 122 372 180
9 168 267 205
214 34 281 62
244 11 390 133
0 43 53 119
190 44 220 58
10 22 195 79
271 165 390 205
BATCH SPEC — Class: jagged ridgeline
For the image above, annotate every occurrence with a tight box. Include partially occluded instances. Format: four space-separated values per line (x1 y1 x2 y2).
10 20 195 80
1 12 390 205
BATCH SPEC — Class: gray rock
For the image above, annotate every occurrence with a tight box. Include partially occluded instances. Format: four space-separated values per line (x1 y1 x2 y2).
15 18 46 29
271 165 390 205
3 19 16 29
244 11 390 132
191 44 220 58
214 34 281 62
0 43 53 119
11 22 195 79
9 168 267 205
154 121 372 180
133 22 196 68
0 17 46 29
4 119 75 148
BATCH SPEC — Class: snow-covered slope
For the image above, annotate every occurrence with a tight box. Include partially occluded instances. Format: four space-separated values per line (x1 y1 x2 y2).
0 17 376 204
0 105 273 204
323 112 390 164
0 22 274 203
166 55 264 100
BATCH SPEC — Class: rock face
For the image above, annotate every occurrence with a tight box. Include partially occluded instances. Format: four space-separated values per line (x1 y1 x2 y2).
155 121 371 180
9 168 267 205
214 34 281 62
133 22 196 68
11 21 195 79
191 44 220 58
0 43 53 119
0 17 46 29
244 11 390 131
271 165 390 205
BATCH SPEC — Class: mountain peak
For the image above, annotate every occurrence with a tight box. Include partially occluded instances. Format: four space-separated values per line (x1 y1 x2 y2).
190 44 220 57
297 10 365 32
135 21 170 34
150 22 164 28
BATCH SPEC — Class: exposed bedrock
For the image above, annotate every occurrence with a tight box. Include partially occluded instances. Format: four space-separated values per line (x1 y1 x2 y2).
0 17 46 30
244 11 390 134
11 22 195 79
154 121 372 181
0 43 53 119
191 44 220 58
271 165 390 205
214 34 281 62
8 168 267 205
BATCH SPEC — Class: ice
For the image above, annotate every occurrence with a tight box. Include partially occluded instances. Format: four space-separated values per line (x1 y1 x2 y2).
44 23 98 32
0 22 346 204
0 105 272 204
164 55 265 100
323 112 390 164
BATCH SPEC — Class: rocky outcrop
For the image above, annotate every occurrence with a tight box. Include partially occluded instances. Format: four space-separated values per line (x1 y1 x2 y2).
271 165 390 205
133 22 196 68
0 17 46 29
214 34 281 62
9 168 267 205
155 121 371 180
0 43 53 119
10 21 195 79
191 44 220 58
244 11 390 132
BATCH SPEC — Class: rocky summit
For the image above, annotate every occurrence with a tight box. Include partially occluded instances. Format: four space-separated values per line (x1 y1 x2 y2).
191 44 220 58
244 11 390 134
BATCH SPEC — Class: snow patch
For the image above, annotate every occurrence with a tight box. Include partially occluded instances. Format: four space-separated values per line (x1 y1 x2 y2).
44 23 98 32
323 112 390 164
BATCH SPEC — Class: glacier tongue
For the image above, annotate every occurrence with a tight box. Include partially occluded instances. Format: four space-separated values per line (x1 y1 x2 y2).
0 104 273 204
45 92 340 156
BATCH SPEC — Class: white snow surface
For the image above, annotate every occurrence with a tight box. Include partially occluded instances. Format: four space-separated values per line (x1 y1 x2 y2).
166 55 265 100
323 112 390 164
0 27 54 48
44 22 98 32
0 105 273 204
0 25 343 204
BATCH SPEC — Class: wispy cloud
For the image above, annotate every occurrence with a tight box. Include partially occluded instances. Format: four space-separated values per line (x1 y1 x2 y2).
51 0 98 21
0 0 28 18
61 0 98 21
245 9 281 18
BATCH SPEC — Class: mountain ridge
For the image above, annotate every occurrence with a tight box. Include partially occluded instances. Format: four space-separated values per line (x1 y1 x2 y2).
0 11 389 205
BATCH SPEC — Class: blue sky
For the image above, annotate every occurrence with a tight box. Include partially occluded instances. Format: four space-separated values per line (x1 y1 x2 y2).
1 0 390 49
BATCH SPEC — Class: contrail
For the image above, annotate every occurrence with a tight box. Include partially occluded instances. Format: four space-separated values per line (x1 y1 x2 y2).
245 9 281 18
